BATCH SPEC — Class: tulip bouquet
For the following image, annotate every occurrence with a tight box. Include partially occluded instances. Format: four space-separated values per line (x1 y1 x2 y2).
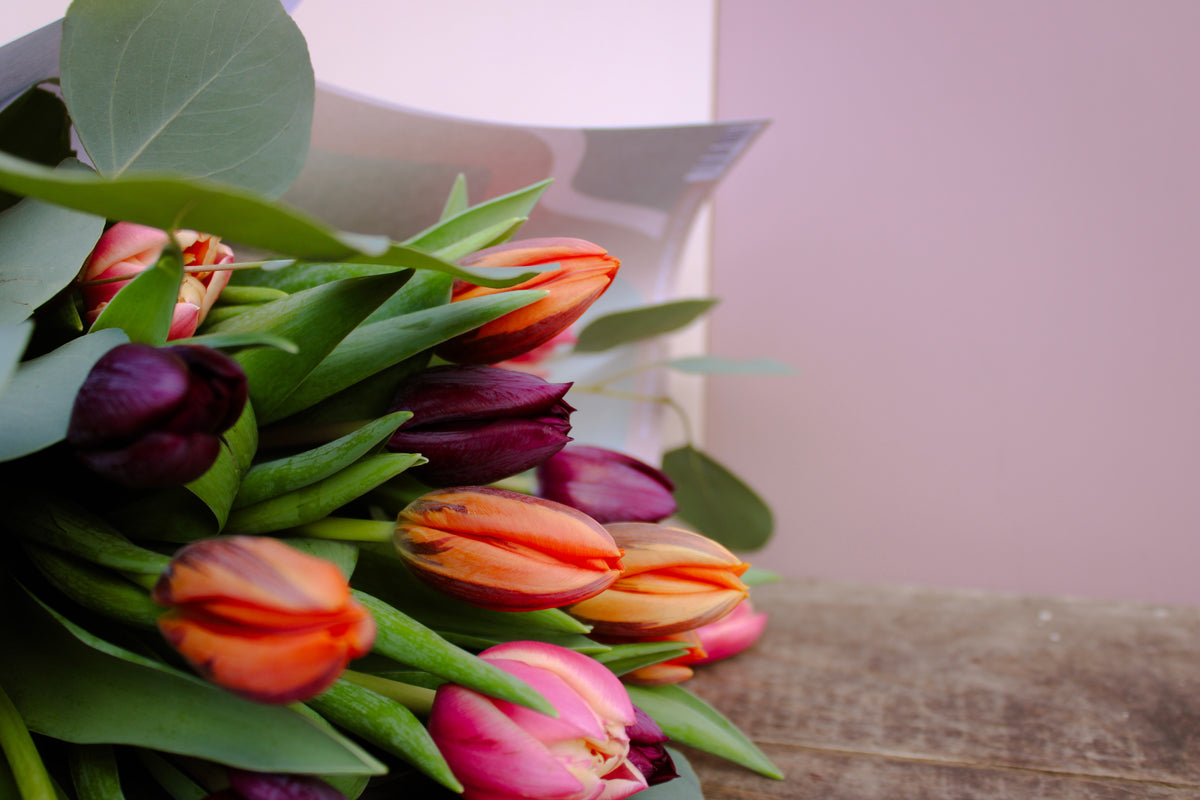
0 2 783 799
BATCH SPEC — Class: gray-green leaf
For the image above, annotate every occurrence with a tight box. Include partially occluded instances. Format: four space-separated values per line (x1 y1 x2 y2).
662 445 774 551
574 298 718 353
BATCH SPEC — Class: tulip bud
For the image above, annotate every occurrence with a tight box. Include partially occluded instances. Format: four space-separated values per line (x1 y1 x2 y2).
428 641 649 800
435 238 619 364
386 365 573 487
66 343 248 488
81 221 234 339
566 523 750 637
153 536 375 705
626 706 679 786
394 487 624 611
536 445 676 524
621 599 768 685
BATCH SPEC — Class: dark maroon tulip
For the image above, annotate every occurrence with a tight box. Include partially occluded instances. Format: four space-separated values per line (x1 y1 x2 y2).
626 706 679 786
386 365 573 486
67 343 247 488
536 445 676 523
219 769 346 800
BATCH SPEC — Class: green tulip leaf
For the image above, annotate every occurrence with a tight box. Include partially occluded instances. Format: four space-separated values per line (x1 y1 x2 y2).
637 748 704 800
573 298 718 353
0 322 32 398
662 355 794 375
362 269 454 326
439 174 470 222
137 750 208 800
406 178 552 256
272 289 546 421
662 445 774 551
742 567 782 586
625 684 783 780
0 191 105 325
0 581 385 776
70 744 125 800
22 543 162 627
212 286 291 306
234 411 412 509
0 679 58 800
282 539 360 582
0 327 127 461
90 247 183 346
184 401 258 531
354 590 554 716
209 272 412 423
177 331 299 354
60 0 313 198
592 642 693 677
307 681 461 793
0 87 74 212
224 453 424 535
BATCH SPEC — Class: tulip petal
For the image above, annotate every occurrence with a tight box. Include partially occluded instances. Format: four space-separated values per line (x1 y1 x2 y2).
690 599 768 665
481 642 635 728
568 585 747 637
67 344 191 447
82 222 170 281
605 523 748 577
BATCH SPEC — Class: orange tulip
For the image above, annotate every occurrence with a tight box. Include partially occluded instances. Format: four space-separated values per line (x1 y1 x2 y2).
566 523 749 637
394 486 624 611
153 536 374 704
435 238 619 364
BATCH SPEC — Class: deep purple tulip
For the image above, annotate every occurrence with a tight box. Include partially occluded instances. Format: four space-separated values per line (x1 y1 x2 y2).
205 769 346 800
626 706 679 786
536 445 677 523
386 365 573 486
67 343 247 488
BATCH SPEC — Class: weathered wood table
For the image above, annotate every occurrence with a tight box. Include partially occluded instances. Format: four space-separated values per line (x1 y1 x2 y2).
686 579 1200 799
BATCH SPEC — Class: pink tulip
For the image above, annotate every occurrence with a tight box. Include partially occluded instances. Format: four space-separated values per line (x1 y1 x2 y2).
81 222 234 339
428 641 650 800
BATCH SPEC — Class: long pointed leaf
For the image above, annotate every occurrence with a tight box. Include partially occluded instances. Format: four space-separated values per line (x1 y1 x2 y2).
574 299 719 353
90 247 182 346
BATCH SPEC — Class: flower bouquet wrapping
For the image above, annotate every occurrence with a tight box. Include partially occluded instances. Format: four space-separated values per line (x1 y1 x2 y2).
0 2 785 799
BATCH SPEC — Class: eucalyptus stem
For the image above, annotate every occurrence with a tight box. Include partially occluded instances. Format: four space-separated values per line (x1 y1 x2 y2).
571 385 697 446
0 682 56 800
289 517 395 543
341 671 436 716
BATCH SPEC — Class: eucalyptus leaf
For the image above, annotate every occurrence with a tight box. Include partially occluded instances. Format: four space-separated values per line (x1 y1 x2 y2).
272 289 546 421
663 355 794 375
662 445 773 551
0 322 32 397
625 684 783 780
0 581 385 776
61 0 313 197
89 248 182 346
0 87 74 212
573 298 718 353
0 328 127 461
0 192 104 324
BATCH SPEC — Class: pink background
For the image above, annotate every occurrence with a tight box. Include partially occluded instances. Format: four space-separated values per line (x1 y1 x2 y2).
707 1 1200 605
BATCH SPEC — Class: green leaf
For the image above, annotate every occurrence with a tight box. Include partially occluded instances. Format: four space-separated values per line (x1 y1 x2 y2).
405 178 552 256
637 748 704 800
137 750 207 800
224 453 424 535
663 355 794 375
282 539 359 581
60 0 314 198
625 684 783 780
177 331 298 354
0 191 104 325
89 248 182 346
592 642 692 677
271 289 546 421
0 87 74 212
742 567 781 586
307 681 461 793
439 174 469 221
184 400 258 531
69 744 125 800
0 581 385 776
0 328 128 461
662 445 773 551
234 411 411 508
209 272 413 424
573 299 718 353
0 681 58 800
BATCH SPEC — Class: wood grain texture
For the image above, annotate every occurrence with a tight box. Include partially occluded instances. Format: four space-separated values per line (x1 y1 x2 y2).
685 580 1200 799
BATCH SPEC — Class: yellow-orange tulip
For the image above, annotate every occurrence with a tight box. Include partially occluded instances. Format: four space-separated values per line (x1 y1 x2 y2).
435 238 619 364
394 486 624 611
153 536 374 704
566 523 749 637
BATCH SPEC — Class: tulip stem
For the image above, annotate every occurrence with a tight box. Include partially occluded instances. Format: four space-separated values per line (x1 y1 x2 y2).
289 517 395 543
0 682 57 800
340 671 436 716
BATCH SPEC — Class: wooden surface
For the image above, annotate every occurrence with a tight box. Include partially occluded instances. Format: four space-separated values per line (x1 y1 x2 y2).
685 580 1200 799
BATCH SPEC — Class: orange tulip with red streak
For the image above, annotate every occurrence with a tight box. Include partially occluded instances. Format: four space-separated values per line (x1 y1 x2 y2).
435 238 619 365
153 536 375 704
394 486 624 611
566 523 750 637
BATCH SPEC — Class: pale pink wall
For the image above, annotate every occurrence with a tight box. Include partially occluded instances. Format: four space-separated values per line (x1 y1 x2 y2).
708 1 1200 605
